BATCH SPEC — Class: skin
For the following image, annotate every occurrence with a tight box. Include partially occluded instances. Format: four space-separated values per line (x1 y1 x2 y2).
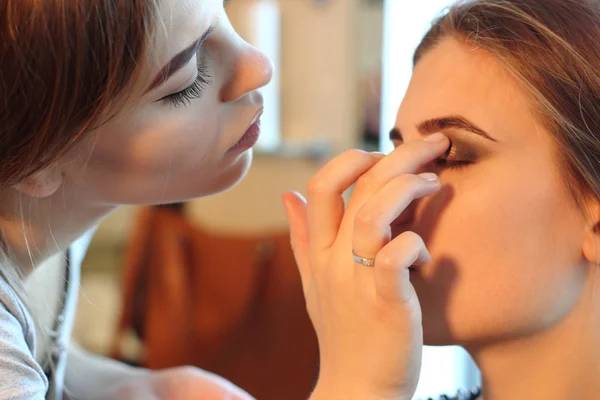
394 37 600 399
284 35 600 400
2 0 270 398
5 0 600 396
0 0 272 269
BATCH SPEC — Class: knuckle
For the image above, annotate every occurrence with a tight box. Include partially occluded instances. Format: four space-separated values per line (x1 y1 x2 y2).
355 173 381 193
307 175 330 196
339 149 373 168
375 251 397 271
354 205 383 230
345 148 369 158
398 232 425 259
400 230 424 246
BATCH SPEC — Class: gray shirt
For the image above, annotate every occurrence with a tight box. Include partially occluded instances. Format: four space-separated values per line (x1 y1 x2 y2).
0 277 48 399
0 231 93 400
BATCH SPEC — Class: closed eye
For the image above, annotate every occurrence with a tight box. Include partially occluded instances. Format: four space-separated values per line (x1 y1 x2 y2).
435 140 478 170
160 59 212 108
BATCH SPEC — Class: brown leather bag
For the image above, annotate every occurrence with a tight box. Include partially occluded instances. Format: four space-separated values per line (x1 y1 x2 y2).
111 205 319 400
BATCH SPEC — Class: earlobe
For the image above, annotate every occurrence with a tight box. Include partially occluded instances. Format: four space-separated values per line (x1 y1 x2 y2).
582 221 600 265
14 168 64 198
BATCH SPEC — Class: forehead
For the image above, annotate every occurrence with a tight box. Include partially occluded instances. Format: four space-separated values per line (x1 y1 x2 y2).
398 37 541 142
126 0 216 96
146 0 216 70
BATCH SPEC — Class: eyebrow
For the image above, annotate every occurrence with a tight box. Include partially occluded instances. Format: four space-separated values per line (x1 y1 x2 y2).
146 27 213 93
389 116 497 142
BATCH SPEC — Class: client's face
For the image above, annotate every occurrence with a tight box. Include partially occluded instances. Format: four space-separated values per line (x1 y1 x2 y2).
392 37 590 346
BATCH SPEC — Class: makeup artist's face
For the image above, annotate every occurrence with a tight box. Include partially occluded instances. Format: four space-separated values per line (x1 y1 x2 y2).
59 0 272 205
392 37 590 346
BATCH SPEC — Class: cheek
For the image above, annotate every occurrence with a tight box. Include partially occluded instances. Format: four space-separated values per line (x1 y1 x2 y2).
412 165 586 342
87 108 222 177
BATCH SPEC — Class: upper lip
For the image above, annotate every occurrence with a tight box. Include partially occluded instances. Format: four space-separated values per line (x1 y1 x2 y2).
247 107 264 129
226 107 264 151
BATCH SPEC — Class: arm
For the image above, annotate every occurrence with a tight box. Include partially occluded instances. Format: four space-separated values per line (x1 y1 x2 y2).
0 300 47 400
64 342 150 399
64 343 254 400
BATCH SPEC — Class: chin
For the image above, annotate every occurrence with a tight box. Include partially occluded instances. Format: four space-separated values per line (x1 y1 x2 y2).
118 150 255 206
421 309 500 348
203 148 254 196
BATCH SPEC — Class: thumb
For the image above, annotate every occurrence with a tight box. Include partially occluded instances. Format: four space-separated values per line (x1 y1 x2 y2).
282 191 310 291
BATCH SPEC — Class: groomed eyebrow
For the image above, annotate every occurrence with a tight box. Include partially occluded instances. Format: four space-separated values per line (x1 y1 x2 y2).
389 115 497 142
145 26 213 93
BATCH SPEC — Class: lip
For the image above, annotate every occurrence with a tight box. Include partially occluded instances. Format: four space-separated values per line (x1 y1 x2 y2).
226 108 264 153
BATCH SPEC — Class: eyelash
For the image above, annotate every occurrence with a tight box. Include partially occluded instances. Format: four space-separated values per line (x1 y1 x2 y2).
164 59 211 108
391 138 476 170
434 142 474 170
435 158 472 170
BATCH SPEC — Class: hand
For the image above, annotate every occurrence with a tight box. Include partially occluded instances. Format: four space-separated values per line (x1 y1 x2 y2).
282 133 450 400
111 366 254 400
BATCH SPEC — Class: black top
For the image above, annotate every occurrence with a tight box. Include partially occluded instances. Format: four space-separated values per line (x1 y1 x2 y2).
429 386 481 400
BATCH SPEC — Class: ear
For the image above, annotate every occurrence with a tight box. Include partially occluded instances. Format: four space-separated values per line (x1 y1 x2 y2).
582 203 600 265
14 167 64 198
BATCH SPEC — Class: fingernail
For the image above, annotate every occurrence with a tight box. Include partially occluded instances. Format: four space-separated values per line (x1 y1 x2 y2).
424 132 446 143
419 172 439 182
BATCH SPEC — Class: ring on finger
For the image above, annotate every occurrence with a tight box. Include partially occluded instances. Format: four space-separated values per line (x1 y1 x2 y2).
352 251 375 267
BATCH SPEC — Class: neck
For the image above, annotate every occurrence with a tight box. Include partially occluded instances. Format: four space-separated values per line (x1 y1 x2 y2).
0 187 115 274
467 275 600 400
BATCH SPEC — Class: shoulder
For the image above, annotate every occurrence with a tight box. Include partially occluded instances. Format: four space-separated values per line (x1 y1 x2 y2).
0 277 36 349
0 277 48 399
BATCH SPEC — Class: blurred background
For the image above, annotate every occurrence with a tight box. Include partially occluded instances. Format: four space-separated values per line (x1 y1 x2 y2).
72 1 480 399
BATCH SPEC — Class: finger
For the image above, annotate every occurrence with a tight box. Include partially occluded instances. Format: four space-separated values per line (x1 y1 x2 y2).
352 172 440 262
307 150 384 256
282 191 311 293
351 173 438 303
344 134 449 223
375 231 430 303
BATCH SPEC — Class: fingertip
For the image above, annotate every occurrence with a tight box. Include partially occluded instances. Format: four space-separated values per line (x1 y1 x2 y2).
290 190 306 202
423 132 448 143
416 247 432 266
281 191 294 206
281 191 301 213
282 192 309 233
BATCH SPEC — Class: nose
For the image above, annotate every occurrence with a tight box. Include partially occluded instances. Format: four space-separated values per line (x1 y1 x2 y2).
219 42 273 103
